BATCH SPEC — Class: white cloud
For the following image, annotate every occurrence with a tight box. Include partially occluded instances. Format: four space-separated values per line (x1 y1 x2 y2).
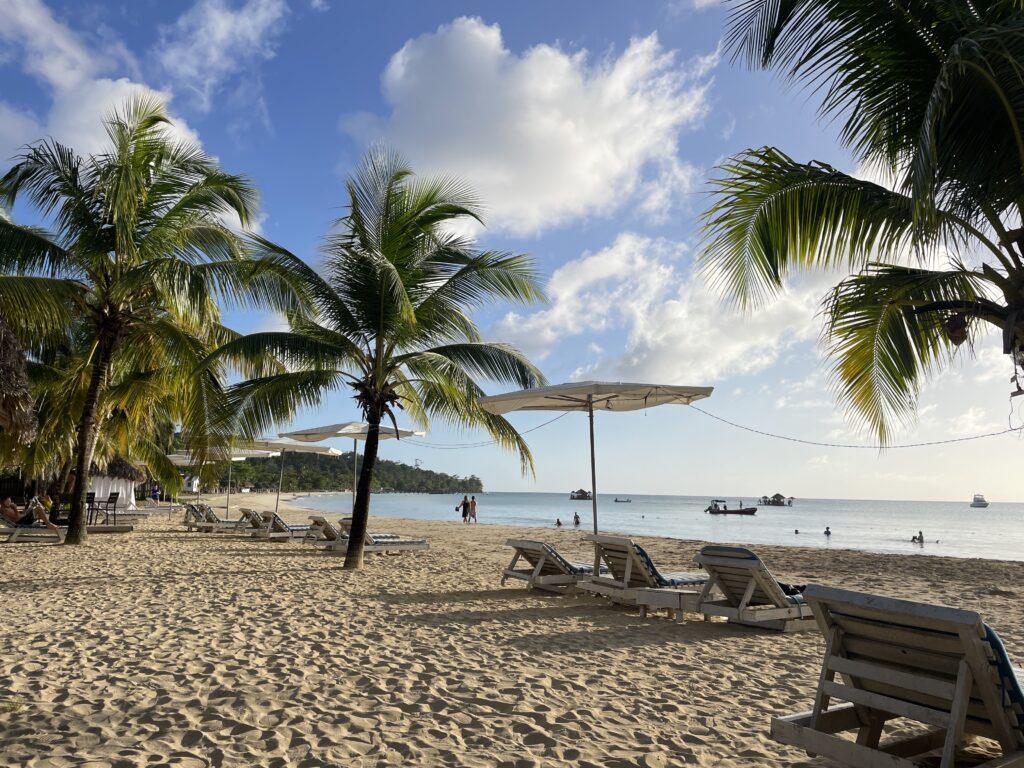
496 232 830 384
155 0 288 112
949 406 1000 436
310 0 329 10
0 0 201 163
344 17 715 235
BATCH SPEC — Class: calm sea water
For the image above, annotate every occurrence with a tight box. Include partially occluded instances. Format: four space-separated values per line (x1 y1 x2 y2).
298 492 1024 562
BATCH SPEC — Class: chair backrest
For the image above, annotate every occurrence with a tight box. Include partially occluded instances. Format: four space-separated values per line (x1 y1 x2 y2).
803 585 1024 750
694 545 790 608
588 535 660 588
86 492 95 505
196 504 219 523
261 511 291 533
506 539 577 577
239 507 263 528
105 491 120 508
307 516 340 541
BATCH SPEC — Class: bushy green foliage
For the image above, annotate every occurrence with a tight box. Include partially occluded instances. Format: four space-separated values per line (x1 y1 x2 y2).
218 452 482 494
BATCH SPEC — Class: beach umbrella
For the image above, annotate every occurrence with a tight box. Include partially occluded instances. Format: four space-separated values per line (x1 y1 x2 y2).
479 381 713 556
240 439 342 516
167 448 280 507
278 422 423 509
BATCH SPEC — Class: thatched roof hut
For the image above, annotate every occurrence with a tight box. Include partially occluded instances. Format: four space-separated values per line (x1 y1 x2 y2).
90 455 146 482
0 316 36 442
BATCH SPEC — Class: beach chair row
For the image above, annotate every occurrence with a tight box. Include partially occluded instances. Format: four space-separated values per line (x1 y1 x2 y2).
181 505 428 555
502 535 1024 768
502 534 814 632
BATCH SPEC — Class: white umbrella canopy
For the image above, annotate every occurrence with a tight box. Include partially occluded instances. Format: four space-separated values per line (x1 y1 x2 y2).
479 381 714 558
278 421 424 509
478 381 713 415
279 422 422 442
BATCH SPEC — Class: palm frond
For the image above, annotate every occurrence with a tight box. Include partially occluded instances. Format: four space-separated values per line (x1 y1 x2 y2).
824 263 999 442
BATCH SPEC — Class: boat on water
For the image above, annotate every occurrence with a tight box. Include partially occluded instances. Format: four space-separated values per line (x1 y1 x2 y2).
569 489 592 501
705 499 757 515
614 498 632 503
970 493 989 508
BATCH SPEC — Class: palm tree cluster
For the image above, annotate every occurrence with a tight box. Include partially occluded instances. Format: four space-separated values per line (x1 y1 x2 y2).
0 99 544 562
702 0 1024 443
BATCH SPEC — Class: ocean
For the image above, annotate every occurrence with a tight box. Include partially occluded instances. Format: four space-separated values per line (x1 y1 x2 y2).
298 491 1024 562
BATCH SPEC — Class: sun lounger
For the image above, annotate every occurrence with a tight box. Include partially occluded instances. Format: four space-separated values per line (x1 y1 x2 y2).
323 518 428 555
253 510 311 540
188 503 249 533
304 515 344 545
500 538 606 593
0 517 65 543
692 545 814 632
770 585 1024 768
579 534 707 606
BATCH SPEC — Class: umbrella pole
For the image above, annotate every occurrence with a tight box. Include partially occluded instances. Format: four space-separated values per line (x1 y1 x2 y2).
352 438 358 513
588 396 600 573
274 451 286 516
226 460 232 518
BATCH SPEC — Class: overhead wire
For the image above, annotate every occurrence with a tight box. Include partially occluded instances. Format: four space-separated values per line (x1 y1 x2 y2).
401 404 1022 451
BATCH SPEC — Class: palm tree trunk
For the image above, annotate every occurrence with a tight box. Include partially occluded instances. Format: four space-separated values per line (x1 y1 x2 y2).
66 332 116 545
344 410 381 570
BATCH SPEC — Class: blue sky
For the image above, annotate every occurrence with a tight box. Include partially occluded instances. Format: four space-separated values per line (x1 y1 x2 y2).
2 0 1021 501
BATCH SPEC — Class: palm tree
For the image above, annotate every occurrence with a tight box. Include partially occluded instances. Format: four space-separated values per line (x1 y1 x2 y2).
0 96 298 542
212 148 547 569
701 0 1024 443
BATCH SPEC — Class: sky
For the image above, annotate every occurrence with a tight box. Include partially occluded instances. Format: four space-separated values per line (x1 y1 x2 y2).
1 0 1022 502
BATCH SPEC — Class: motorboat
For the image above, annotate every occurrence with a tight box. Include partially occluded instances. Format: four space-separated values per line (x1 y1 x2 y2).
614 498 632 503
705 499 757 515
970 493 989 508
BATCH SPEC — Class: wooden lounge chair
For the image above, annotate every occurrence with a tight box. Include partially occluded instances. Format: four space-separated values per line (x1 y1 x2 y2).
500 538 608 593
770 584 1024 768
0 517 65 543
692 545 815 632
579 534 707 606
254 511 311 540
323 518 428 555
304 515 344 545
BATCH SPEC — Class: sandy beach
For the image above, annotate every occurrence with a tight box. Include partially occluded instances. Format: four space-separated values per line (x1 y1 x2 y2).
3 494 1023 767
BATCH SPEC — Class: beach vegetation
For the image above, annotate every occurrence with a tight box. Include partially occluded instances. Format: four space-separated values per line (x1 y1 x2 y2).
701 0 1024 443
209 148 545 569
0 97 301 542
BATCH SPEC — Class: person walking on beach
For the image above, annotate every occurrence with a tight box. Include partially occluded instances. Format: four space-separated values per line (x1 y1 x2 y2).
469 495 478 523
457 495 470 523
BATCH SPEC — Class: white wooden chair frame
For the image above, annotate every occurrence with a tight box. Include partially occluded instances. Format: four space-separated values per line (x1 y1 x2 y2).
323 522 429 555
580 534 706 607
500 539 586 594
252 511 308 540
771 585 1024 768
693 546 815 632
1 518 65 543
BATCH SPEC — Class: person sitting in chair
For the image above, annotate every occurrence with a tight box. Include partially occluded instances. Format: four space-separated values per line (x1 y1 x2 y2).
1 497 59 531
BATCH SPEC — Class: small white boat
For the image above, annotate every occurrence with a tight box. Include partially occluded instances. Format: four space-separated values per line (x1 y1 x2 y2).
970 493 989 508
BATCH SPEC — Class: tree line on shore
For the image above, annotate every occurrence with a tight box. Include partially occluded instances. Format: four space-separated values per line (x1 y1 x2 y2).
219 453 482 495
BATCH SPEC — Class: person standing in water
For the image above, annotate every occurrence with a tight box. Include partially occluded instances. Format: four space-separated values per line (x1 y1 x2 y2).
555 518 563 527
573 512 581 527
824 526 831 537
